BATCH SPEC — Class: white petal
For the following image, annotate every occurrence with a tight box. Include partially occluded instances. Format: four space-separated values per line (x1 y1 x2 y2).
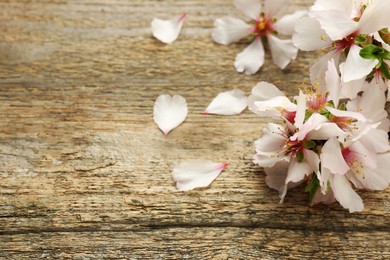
212 17 252 45
358 127 390 153
310 0 353 14
349 141 377 169
265 0 291 19
310 10 358 40
292 16 332 51
304 149 321 175
318 166 332 194
203 89 247 115
233 0 262 20
291 113 328 141
326 106 366 122
172 160 227 191
255 123 287 153
321 137 350 175
358 79 387 115
264 161 289 197
153 94 188 135
248 81 285 112
306 122 346 140
294 90 306 128
324 59 342 107
274 10 307 36
268 35 298 69
340 44 379 83
285 158 311 183
339 75 366 100
234 38 265 75
331 174 364 213
310 50 340 87
151 14 186 44
358 0 390 35
253 96 296 117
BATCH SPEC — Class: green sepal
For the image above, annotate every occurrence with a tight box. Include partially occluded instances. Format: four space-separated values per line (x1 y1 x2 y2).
379 62 390 80
296 150 304 163
359 44 384 60
304 174 320 205
338 102 346 111
379 28 390 44
303 140 316 149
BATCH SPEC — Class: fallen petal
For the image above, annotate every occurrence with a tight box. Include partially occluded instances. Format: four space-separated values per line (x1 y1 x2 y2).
151 14 186 44
153 94 188 135
203 89 247 115
172 160 228 191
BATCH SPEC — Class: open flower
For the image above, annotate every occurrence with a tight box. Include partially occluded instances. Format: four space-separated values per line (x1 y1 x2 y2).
293 0 390 84
212 0 306 74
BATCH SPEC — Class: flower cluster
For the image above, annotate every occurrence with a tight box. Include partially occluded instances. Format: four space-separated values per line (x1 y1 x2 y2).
151 0 390 212
249 78 390 212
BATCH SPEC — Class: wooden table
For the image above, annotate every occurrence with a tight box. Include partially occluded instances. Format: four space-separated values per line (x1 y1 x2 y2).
1 0 389 258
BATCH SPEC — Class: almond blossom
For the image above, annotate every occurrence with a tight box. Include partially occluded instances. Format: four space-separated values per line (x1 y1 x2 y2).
212 0 306 74
293 0 390 85
250 81 389 212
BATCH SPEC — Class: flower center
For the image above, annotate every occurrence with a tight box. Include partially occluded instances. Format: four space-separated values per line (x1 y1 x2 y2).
334 32 358 52
306 92 328 112
329 116 356 131
252 15 275 37
341 148 364 175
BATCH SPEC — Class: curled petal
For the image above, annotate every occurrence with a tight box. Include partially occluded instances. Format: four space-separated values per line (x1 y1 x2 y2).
268 35 298 69
153 94 188 135
234 38 265 75
203 89 247 115
253 96 296 118
212 17 252 45
172 160 228 191
151 14 186 44
292 16 332 51
248 82 285 112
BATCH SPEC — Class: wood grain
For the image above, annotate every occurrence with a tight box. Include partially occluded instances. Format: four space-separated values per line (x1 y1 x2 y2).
0 0 389 259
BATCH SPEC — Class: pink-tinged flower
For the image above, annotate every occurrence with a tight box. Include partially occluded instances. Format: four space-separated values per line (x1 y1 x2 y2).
319 135 390 212
151 14 186 44
212 0 307 74
172 160 228 191
153 94 188 135
203 89 247 115
293 0 390 83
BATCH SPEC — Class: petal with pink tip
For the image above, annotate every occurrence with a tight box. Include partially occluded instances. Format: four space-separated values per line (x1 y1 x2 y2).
203 89 247 115
234 38 265 75
153 94 188 135
233 0 262 20
331 174 364 213
321 137 350 175
268 35 298 69
172 160 228 191
212 17 252 45
151 14 186 44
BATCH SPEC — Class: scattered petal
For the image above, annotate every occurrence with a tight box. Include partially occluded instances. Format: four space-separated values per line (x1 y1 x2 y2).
234 38 265 75
172 160 228 191
153 94 188 135
203 89 247 115
151 14 186 44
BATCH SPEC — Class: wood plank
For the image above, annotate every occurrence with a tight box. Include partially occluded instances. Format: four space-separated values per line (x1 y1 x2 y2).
0 0 389 258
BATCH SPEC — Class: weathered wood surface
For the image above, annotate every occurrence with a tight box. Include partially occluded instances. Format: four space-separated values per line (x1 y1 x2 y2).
0 0 389 258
